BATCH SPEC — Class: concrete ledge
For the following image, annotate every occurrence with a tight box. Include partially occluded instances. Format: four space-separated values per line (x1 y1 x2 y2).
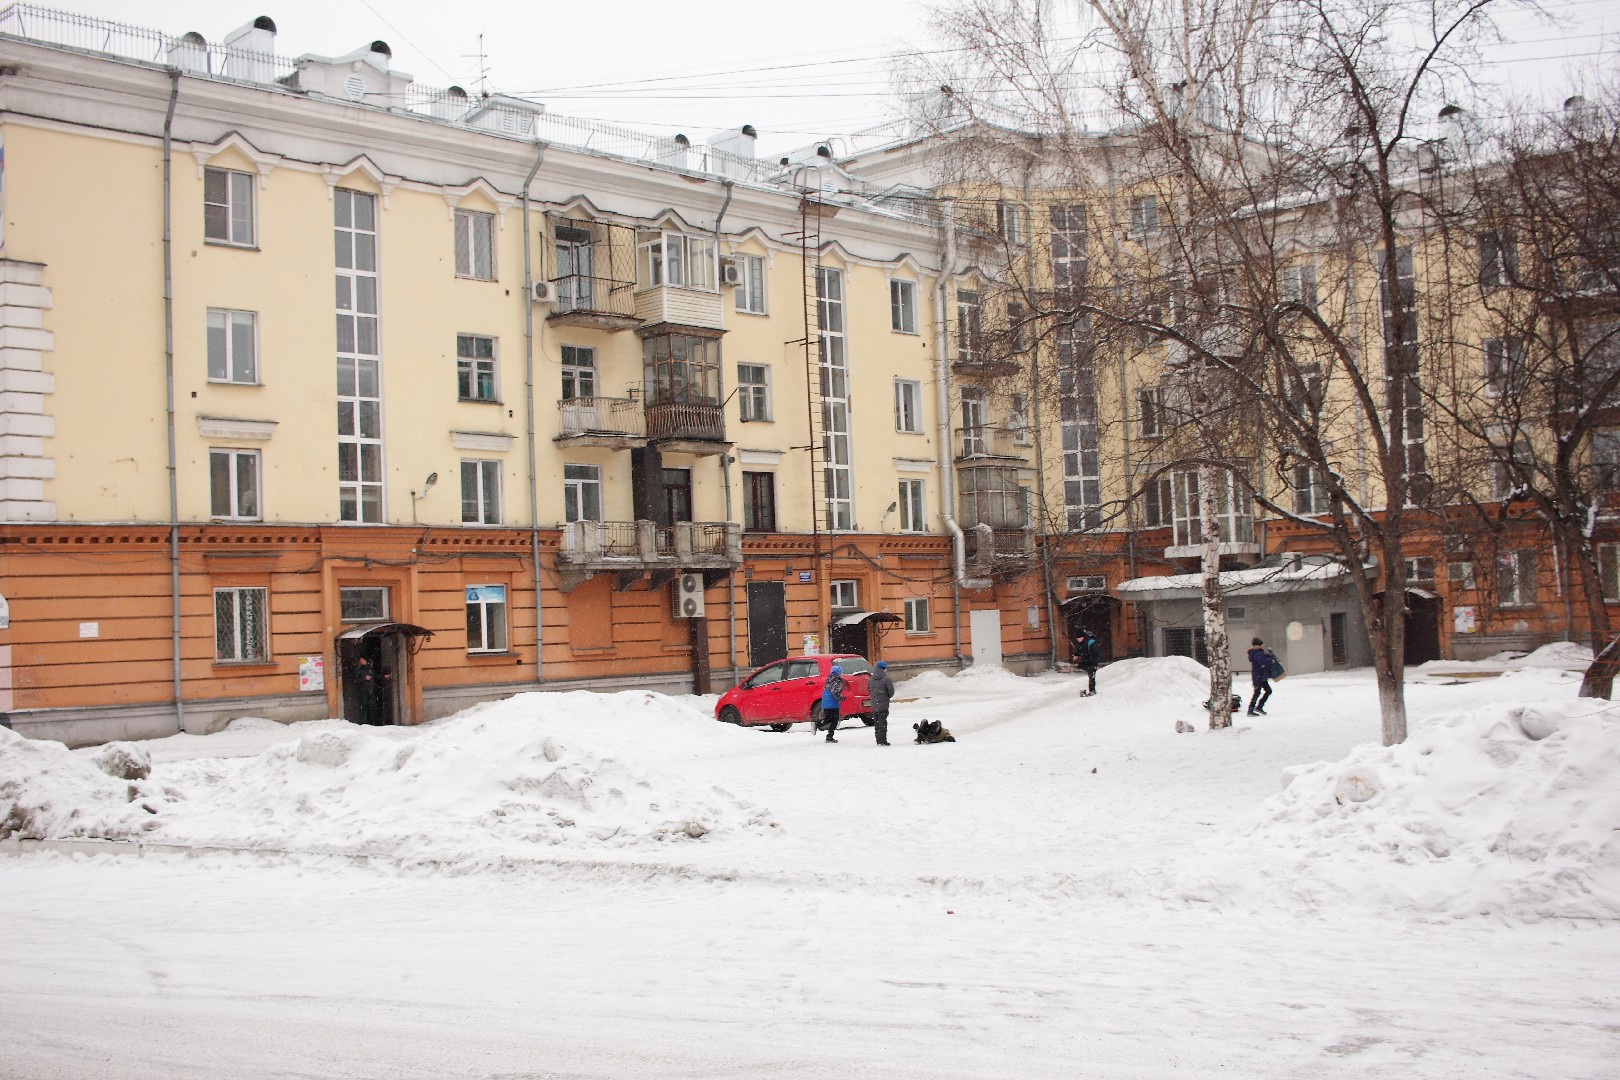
8 693 330 748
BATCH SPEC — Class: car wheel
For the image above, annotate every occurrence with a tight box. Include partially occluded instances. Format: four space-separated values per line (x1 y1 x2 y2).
769 723 792 733
719 706 741 725
809 704 826 731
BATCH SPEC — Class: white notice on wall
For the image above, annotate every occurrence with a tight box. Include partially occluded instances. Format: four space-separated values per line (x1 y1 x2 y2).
78 622 98 639
1454 606 1477 634
802 633 820 656
299 656 325 692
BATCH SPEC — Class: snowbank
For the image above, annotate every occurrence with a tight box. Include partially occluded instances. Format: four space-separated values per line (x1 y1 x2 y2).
0 728 165 841
1242 697 1620 920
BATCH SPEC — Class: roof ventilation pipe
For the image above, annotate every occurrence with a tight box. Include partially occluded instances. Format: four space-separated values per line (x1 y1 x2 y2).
221 16 276 83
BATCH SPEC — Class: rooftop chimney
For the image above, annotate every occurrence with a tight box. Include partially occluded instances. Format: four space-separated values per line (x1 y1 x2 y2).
166 31 209 75
221 15 277 83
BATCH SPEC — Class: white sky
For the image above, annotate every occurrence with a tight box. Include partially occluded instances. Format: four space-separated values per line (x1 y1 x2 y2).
26 1 1620 154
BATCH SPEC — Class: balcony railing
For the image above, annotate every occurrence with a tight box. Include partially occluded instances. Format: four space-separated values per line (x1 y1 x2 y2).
964 523 1035 574
556 397 645 443
558 519 743 590
645 401 726 444
955 425 1030 461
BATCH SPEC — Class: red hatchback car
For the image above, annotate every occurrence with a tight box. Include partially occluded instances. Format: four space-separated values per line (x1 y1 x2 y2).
715 654 875 731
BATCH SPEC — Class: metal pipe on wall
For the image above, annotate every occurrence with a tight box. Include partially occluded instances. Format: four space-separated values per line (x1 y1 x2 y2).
520 140 549 687
161 68 183 733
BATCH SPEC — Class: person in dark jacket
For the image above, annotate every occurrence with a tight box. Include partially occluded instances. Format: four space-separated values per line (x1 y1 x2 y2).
1246 637 1274 716
1073 627 1100 697
819 664 846 743
867 660 896 746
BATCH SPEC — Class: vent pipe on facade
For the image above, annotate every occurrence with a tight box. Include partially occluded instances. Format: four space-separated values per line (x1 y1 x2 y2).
816 144 832 158
367 39 392 70
166 31 209 74
221 16 277 83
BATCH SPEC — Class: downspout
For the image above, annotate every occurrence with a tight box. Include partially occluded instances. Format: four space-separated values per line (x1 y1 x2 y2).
520 140 548 686
934 201 977 664
1024 165 1062 666
161 69 183 733
1102 140 1140 655
713 181 740 686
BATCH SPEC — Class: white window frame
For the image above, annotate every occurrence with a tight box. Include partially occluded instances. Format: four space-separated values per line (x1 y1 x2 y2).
1448 560 1478 591
1483 337 1526 397
213 586 268 663
737 363 771 422
894 378 923 433
209 448 261 520
335 189 382 524
637 231 717 292
734 253 767 314
898 478 926 533
340 586 389 623
890 279 918 334
1291 463 1330 515
1404 556 1436 583
1128 194 1159 238
561 344 596 400
1008 393 1031 446
997 200 1026 245
454 208 495 280
465 584 509 653
1497 549 1537 608
1280 263 1318 313
563 463 601 523
457 333 497 402
1137 386 1163 439
904 596 931 633
829 579 858 610
203 167 255 247
461 459 501 525
956 289 983 363
207 309 259 384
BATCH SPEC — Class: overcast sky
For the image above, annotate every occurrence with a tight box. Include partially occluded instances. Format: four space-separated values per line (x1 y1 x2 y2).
34 0 1619 154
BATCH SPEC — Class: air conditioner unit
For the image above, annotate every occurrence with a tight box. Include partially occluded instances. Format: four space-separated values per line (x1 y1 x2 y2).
673 572 705 618
719 259 742 287
530 280 557 304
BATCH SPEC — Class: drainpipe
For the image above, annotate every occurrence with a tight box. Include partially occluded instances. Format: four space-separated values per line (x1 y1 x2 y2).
161 69 183 733
520 140 548 686
1102 140 1140 652
935 201 980 664
712 181 739 685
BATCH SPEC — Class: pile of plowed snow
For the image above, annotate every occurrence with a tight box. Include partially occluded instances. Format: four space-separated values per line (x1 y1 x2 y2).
1239 696 1620 920
1 691 778 863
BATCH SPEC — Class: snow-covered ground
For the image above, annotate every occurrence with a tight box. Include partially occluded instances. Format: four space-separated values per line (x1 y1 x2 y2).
2 649 1617 1079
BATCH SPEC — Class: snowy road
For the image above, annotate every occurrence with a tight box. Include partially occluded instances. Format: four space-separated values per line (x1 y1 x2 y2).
3 656 1618 1078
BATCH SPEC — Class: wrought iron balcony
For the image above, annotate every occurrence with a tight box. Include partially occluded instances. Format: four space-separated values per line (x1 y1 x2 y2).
954 425 1031 462
964 522 1035 576
548 272 642 331
645 400 728 455
557 519 743 592
555 396 646 448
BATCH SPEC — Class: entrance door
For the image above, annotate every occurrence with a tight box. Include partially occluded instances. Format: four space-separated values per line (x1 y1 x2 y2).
747 581 787 667
969 608 1003 667
1065 597 1117 662
830 618 870 658
1405 592 1442 665
339 632 400 725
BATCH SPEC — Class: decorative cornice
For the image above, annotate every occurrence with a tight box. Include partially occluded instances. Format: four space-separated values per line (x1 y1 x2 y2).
450 430 517 452
196 415 277 441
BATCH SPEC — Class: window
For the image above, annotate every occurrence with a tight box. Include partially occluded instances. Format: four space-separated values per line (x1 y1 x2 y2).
1600 543 1620 602
960 387 988 457
817 267 853 531
997 200 1026 245
336 357 383 523
1280 263 1318 313
1379 245 1418 357
1137 387 1164 439
454 209 494 280
340 587 388 622
457 334 497 401
1139 469 1173 527
737 363 771 422
1477 230 1517 290
465 584 508 653
214 586 268 662
561 345 595 400
203 167 255 246
554 221 595 312
894 379 923 433
637 232 717 291
336 190 382 524
1448 560 1478 590
207 309 258 384
563 464 601 522
1497 549 1537 607
1483 338 1525 396
734 254 766 314
644 333 720 405
1490 436 1532 501
955 290 983 362
1289 363 1326 416
209 449 260 520
461 459 501 524
898 478 926 532
1404 557 1436 584
1162 626 1207 664
1170 468 1254 547
1592 430 1620 493
890 279 918 334
1330 612 1349 665
829 579 858 610
1128 194 1159 237
1005 302 1027 353
1008 393 1030 446
743 471 776 532
663 468 692 523
904 596 931 632
1291 463 1330 515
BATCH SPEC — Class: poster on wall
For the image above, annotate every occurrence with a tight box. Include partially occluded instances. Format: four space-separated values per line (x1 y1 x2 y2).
299 655 325 692
1453 606 1477 634
802 634 820 656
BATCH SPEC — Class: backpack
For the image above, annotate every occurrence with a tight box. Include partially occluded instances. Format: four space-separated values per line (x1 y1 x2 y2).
824 673 845 701
1264 651 1286 681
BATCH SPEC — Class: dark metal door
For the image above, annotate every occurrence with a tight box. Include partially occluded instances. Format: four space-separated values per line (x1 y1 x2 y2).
1404 592 1442 665
747 581 787 667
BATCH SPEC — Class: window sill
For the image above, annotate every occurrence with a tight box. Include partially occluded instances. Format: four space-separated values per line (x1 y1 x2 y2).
213 659 276 669
210 517 264 524
466 650 520 662
891 328 920 336
455 274 498 283
203 240 260 251
206 380 264 388
739 417 774 424
457 397 505 406
735 308 769 318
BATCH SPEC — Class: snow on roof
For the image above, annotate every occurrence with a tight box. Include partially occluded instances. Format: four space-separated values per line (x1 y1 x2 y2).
1115 556 1361 598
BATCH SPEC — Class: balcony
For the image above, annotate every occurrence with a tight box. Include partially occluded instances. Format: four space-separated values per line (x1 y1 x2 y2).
963 522 1035 577
557 519 743 592
951 353 1024 379
954 425 1031 463
548 272 642 331
645 400 728 456
555 397 646 449
635 287 725 333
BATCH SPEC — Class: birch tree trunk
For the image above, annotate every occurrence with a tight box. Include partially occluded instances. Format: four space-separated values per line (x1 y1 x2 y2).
1199 462 1233 729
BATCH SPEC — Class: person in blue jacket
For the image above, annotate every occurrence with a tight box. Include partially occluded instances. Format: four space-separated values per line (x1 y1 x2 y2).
819 664 846 743
1246 637 1274 716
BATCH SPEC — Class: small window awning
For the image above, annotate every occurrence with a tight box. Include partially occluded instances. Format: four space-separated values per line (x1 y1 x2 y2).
1405 587 1439 600
833 610 904 627
337 621 434 642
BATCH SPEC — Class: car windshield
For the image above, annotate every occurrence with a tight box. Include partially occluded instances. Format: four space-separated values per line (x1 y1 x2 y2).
837 657 873 676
